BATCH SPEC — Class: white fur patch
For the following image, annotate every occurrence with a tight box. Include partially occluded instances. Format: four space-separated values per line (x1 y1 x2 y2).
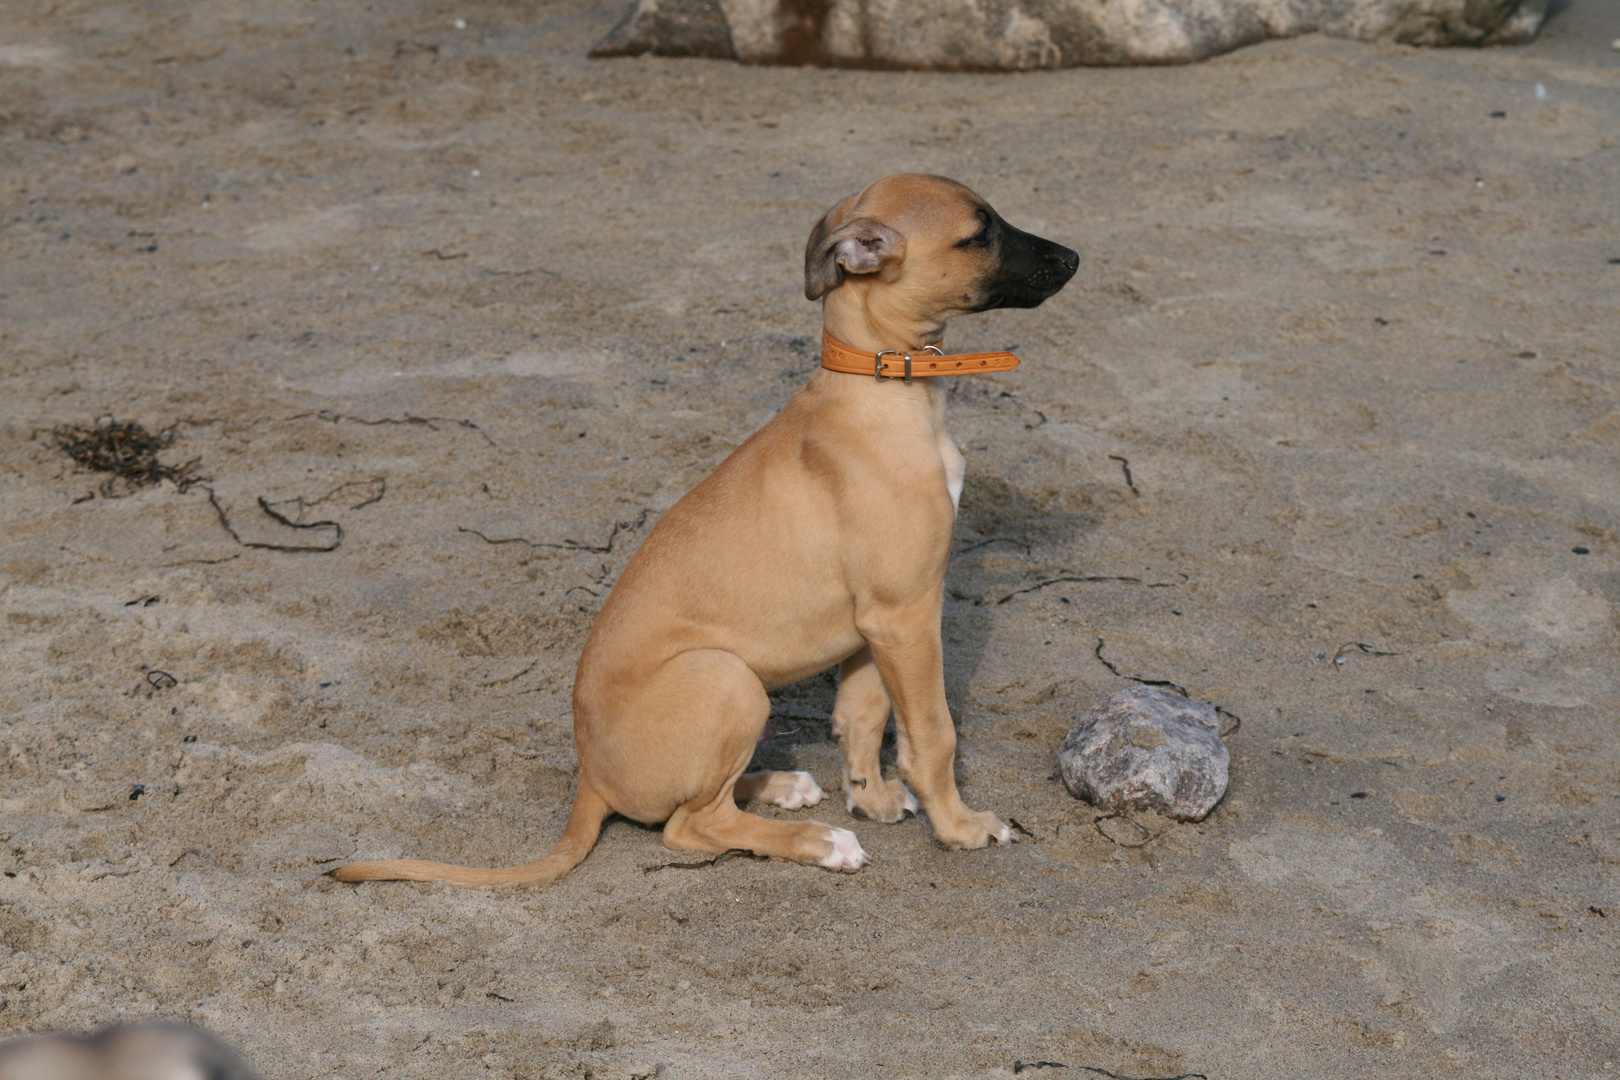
939 435 966 513
820 828 870 871
772 771 825 810
902 786 921 815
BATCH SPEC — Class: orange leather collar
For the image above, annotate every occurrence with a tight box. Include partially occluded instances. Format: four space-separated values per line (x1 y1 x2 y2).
820 331 1020 380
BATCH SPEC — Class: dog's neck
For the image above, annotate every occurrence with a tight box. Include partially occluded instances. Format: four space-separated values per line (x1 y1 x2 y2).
821 286 944 354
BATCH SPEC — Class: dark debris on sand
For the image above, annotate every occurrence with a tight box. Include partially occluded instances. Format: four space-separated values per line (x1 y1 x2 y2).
54 417 203 496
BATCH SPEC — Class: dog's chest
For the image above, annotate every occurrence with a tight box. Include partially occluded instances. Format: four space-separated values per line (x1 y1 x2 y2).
938 432 965 513
930 384 965 514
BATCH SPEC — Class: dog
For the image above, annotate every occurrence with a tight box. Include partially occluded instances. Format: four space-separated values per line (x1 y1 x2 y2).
332 174 1078 886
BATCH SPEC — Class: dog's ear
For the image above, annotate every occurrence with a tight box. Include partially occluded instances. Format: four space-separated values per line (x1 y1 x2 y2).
804 207 903 301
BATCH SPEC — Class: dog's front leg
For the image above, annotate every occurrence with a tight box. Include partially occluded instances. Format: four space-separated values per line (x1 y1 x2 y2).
831 646 920 822
860 608 1013 849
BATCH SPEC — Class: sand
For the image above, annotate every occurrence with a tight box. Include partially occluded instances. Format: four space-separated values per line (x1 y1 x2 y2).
1 1 1617 1077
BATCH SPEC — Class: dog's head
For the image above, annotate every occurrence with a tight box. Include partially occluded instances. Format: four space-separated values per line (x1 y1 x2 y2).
804 175 1078 320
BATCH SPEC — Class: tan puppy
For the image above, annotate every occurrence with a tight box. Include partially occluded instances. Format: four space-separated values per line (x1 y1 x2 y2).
332 174 1077 886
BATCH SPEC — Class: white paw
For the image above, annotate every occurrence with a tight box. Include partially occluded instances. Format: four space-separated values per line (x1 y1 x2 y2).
819 828 869 872
993 822 1015 844
773 771 825 810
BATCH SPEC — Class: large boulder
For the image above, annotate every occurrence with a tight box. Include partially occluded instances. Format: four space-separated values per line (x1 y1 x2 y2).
590 0 1548 68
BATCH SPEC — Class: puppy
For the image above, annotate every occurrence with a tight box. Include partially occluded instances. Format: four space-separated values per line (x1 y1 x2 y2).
333 174 1077 886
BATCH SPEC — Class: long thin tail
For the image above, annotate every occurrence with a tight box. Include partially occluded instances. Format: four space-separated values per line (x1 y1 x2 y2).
328 781 612 889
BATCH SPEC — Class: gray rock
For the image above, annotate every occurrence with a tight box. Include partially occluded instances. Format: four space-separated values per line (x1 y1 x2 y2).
591 0 1548 69
1058 684 1229 822
590 0 737 59
0 1022 259 1080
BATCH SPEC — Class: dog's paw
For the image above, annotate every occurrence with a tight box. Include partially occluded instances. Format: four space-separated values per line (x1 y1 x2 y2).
772 771 825 810
844 775 920 824
931 809 1016 850
738 770 826 810
819 828 870 872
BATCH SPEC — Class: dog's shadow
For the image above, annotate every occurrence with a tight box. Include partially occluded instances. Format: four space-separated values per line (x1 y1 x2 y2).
754 467 1098 775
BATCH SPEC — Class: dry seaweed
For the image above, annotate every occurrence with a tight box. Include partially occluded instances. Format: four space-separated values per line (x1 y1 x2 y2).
54 417 203 496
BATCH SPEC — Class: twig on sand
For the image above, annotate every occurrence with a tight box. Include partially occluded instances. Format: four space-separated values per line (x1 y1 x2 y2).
1107 453 1140 496
459 508 649 554
1331 641 1400 666
994 574 1175 605
951 572 1181 607
1092 638 1244 737
642 850 767 874
206 488 343 552
1078 1067 1208 1080
1092 812 1155 848
315 409 497 447
955 536 1032 555
173 411 495 448
1092 639 1188 697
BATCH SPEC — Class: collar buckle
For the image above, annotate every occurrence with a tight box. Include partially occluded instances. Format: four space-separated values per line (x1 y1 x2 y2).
873 345 944 382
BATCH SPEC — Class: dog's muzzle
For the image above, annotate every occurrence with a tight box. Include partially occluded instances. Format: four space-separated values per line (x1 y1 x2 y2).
975 228 1080 311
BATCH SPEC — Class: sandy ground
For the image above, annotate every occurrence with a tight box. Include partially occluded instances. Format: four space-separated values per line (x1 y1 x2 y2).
2 1 1618 1077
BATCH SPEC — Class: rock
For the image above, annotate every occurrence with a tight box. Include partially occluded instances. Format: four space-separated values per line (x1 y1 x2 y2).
1058 685 1228 822
0 1022 259 1080
591 0 737 60
590 0 1548 68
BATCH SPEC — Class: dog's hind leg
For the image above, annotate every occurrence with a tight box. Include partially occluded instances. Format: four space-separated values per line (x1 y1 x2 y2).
665 793 868 871
830 646 919 823
651 649 867 871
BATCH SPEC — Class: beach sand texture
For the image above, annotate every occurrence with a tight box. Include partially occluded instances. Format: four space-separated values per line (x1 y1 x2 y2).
1 1 1617 1076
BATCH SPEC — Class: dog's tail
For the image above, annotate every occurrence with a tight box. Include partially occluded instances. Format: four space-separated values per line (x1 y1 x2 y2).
328 781 612 889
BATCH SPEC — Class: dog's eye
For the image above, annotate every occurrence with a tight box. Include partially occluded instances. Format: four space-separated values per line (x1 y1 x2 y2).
955 210 992 248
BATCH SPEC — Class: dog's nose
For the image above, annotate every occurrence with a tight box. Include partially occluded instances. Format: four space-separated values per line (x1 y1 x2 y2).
1057 246 1079 273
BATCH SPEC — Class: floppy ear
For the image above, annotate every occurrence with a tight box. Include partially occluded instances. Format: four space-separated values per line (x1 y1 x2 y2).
804 207 904 301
